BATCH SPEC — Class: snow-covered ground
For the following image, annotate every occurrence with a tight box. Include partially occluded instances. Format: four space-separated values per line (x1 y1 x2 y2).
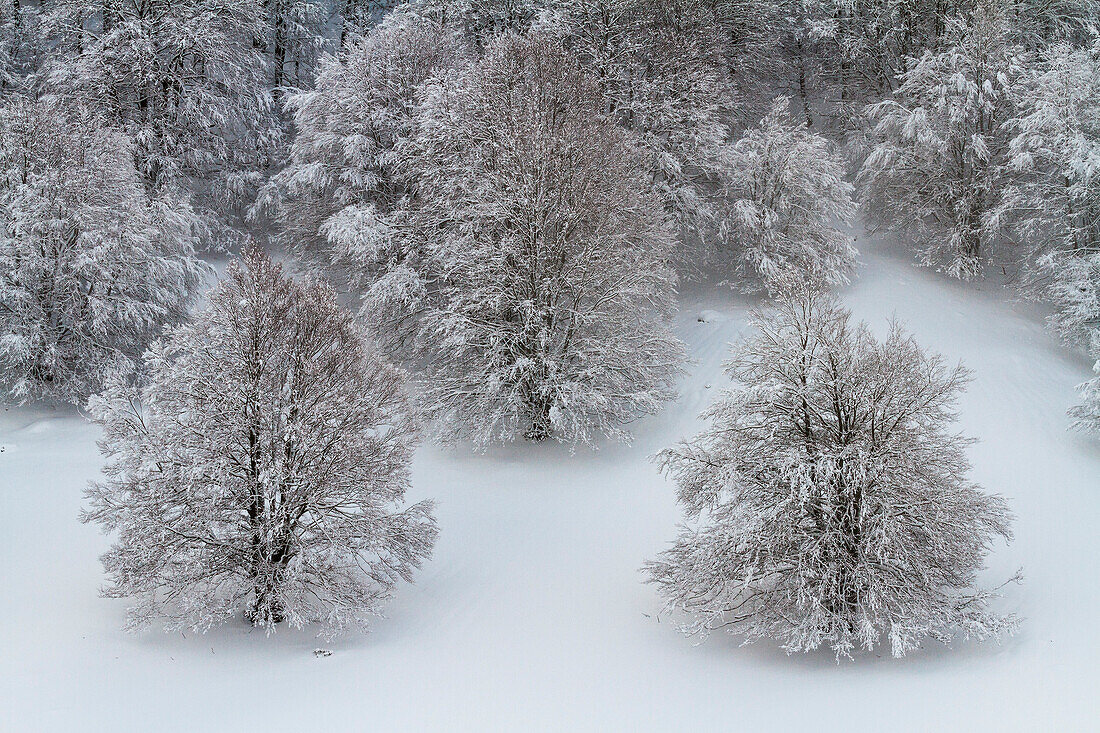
3 233 1098 731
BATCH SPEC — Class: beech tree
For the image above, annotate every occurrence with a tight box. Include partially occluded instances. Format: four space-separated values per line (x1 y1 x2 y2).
83 247 436 635
410 33 685 446
0 98 204 404
260 9 468 308
718 96 857 291
859 1 1025 279
1071 349 1100 436
444 0 549 48
779 0 1095 121
0 0 42 88
1003 42 1100 348
0 1 12 85
646 290 1017 659
338 0 402 43
548 0 746 266
44 0 280 247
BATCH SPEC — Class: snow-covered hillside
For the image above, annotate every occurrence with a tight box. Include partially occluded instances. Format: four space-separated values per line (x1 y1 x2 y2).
2 234 1097 731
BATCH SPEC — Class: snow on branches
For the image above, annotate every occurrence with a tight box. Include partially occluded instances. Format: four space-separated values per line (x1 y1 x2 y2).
44 0 280 249
0 98 205 404
83 247 435 636
859 1 1025 279
261 9 468 299
718 96 857 292
1003 41 1100 349
646 289 1017 659
409 32 685 446
547 0 744 267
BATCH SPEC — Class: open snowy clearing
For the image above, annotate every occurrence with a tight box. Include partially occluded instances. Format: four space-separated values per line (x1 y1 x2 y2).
2 232 1098 731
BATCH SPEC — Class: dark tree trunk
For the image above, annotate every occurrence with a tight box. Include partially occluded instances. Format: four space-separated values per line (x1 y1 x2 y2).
796 38 813 128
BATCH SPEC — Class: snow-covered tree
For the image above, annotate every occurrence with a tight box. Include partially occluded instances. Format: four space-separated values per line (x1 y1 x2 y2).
1048 253 1100 353
260 0 331 90
83 246 436 635
1008 0 1100 49
646 289 1017 659
441 0 549 49
785 0 1095 114
1071 349 1100 435
0 1 15 88
0 0 44 88
410 32 685 446
859 1 1026 279
44 0 280 248
260 9 467 302
0 99 205 405
338 0 401 43
1003 42 1100 348
718 96 857 291
548 0 746 267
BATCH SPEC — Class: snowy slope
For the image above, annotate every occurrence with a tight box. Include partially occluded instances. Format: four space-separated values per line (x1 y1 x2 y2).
2 233 1098 732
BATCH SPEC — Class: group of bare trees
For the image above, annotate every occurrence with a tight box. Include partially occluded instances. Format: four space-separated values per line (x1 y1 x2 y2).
267 2 860 447
2 0 1071 655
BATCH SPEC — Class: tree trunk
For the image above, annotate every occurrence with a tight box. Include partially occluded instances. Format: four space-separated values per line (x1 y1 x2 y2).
796 38 813 128
524 393 553 441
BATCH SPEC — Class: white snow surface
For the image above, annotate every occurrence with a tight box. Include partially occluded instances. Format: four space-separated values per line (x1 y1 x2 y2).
2 234 1098 731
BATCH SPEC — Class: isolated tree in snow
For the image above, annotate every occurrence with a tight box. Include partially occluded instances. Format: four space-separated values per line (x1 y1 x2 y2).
409 32 685 446
646 289 1017 659
718 96 857 292
0 99 204 404
859 1 1025 279
83 247 436 634
260 9 468 308
44 0 279 247
1002 42 1100 348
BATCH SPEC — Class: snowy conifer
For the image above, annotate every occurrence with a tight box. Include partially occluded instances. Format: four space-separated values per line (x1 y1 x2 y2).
859 1 1025 279
410 32 685 446
646 289 1017 659
83 247 435 635
718 96 857 292
0 99 205 404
